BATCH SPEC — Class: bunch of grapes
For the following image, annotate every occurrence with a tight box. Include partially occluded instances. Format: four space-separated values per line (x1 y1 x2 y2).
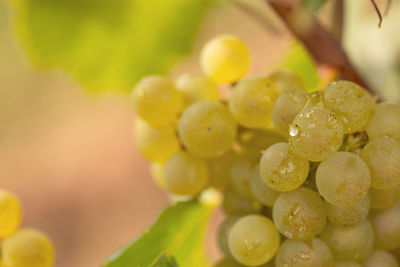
0 190 54 267
132 34 400 267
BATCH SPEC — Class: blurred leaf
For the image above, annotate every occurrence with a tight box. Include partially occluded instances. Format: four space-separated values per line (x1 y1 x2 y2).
105 199 213 267
12 0 212 93
302 0 328 11
150 253 179 267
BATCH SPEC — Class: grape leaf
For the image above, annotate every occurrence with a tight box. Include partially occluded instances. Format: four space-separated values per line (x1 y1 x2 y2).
11 0 212 93
104 199 213 267
302 0 328 11
150 253 178 267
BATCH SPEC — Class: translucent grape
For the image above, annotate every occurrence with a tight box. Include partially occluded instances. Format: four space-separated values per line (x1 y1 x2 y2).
326 194 370 226
319 221 374 261
273 187 326 240
251 165 280 207
217 217 239 257
334 262 363 267
268 70 305 93
275 238 334 267
222 187 262 216
163 152 209 195
214 258 275 267
371 200 400 250
229 76 280 129
178 100 237 158
366 102 400 142
364 250 399 267
131 75 183 126
0 190 22 238
289 103 343 162
149 163 166 189
260 143 309 192
230 157 255 199
200 35 250 84
207 150 236 190
360 137 400 190
369 186 400 210
316 152 371 206
1 228 55 267
322 80 375 133
175 74 220 108
228 215 280 266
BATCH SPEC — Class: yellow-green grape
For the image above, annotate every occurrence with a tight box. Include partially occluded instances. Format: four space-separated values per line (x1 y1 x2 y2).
366 102 400 142
222 187 262 216
364 250 399 267
334 262 363 267
200 34 250 84
316 152 371 206
272 90 308 136
149 163 166 189
229 77 280 129
251 165 280 207
230 157 255 199
289 103 343 162
275 238 334 267
326 194 370 226
163 152 209 195
369 186 400 210
178 101 237 158
360 137 400 190
213 258 275 267
371 200 400 250
268 70 305 93
207 150 237 190
1 228 55 267
0 190 22 238
273 187 326 240
319 221 374 262
134 118 180 163
322 80 375 133
217 217 239 257
175 74 220 108
228 215 280 266
131 75 183 126
260 143 309 192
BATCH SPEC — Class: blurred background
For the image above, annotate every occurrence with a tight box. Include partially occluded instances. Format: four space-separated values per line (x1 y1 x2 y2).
0 0 399 266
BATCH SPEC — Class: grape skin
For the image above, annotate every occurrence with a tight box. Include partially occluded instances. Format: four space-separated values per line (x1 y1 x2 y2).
222 187 262 216
230 157 255 199
371 200 400 250
150 163 166 189
217 217 239 257
214 257 275 267
268 70 305 93
366 102 400 142
251 165 280 207
207 150 237 190
364 250 399 267
326 194 370 226
0 190 22 238
334 262 363 267
369 186 400 210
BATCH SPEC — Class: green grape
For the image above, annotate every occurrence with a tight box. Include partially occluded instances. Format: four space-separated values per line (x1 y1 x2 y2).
229 76 280 129
175 74 220 108
334 262 363 267
272 90 308 136
366 102 400 142
316 152 371 206
251 165 280 207
369 186 400 210
134 118 180 163
0 190 22 238
1 228 54 267
208 150 237 190
273 187 326 240
178 100 237 158
371 200 400 250
217 217 239 257
268 70 305 93
289 103 343 162
149 163 166 189
230 157 255 199
131 75 183 126
360 137 400 190
228 215 280 266
319 221 374 261
222 187 262 216
259 143 309 192
322 80 375 133
200 34 250 84
326 194 370 226
364 250 399 267
163 152 209 195
213 257 275 267
275 238 334 267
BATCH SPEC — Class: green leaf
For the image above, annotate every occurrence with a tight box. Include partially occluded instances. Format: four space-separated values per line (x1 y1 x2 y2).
302 0 328 11
12 0 212 93
150 253 178 267
105 199 213 267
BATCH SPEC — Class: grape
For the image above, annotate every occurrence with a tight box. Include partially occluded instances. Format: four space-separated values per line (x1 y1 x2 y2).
302 162 319 192
217 217 239 257
360 137 400 190
131 75 183 126
1 228 54 267
0 190 22 238
319 221 374 261
251 165 280 207
289 103 343 162
364 250 399 267
334 262 363 267
268 70 305 93
175 74 220 108
322 80 375 133
366 102 400 142
223 187 262 216
230 157 255 199
371 200 400 250
260 143 309 192
369 186 400 210
208 150 237 190
134 118 180 163
163 152 209 195
316 152 371 206
275 238 334 267
149 163 166 189
272 90 308 136
214 258 275 267
228 215 280 266
326 194 370 226
229 76 280 129
200 35 250 84
178 101 237 158
273 187 326 240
